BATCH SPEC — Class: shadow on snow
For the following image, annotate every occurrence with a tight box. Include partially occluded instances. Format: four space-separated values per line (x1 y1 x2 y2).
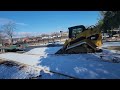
36 47 120 79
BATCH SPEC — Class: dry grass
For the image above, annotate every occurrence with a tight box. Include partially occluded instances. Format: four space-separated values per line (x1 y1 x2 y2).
0 59 26 69
0 59 5 63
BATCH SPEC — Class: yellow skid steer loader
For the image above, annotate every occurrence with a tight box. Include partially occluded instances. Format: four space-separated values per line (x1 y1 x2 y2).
55 25 102 54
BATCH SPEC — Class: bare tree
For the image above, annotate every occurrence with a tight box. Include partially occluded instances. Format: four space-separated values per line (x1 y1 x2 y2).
1 22 16 45
0 31 4 46
0 27 7 46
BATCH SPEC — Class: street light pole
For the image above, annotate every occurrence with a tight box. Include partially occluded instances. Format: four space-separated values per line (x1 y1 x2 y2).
119 25 120 37
60 31 63 42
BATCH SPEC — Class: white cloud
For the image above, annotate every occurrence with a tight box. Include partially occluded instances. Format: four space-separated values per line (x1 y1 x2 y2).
0 18 28 26
0 18 14 25
16 23 28 26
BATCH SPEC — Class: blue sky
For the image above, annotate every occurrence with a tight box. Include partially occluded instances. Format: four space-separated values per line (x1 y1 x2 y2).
0 11 100 37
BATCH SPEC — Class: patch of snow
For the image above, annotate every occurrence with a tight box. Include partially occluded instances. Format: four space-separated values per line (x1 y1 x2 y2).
0 65 40 79
0 53 41 66
102 49 120 56
24 47 62 55
0 60 72 79
25 47 48 55
74 67 87 73
110 50 120 54
102 42 120 47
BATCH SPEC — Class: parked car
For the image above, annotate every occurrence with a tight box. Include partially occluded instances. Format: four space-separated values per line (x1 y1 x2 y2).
47 42 55 47
54 41 61 45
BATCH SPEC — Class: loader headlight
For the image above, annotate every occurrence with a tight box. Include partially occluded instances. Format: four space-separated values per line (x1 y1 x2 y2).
91 37 96 40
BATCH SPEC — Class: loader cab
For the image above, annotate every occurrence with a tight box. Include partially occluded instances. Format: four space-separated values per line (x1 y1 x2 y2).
68 25 86 38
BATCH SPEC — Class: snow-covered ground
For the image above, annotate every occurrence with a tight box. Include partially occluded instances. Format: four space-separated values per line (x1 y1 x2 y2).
0 62 40 79
102 42 120 47
102 42 120 54
0 60 71 79
0 42 120 79
25 47 62 55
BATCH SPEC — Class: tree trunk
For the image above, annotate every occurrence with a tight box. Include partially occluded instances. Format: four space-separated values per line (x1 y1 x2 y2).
11 36 13 45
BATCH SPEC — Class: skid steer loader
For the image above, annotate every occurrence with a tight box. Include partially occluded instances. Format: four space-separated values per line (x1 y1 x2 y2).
55 25 103 54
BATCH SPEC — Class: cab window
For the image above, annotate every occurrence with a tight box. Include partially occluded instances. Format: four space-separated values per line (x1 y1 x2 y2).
72 28 83 38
